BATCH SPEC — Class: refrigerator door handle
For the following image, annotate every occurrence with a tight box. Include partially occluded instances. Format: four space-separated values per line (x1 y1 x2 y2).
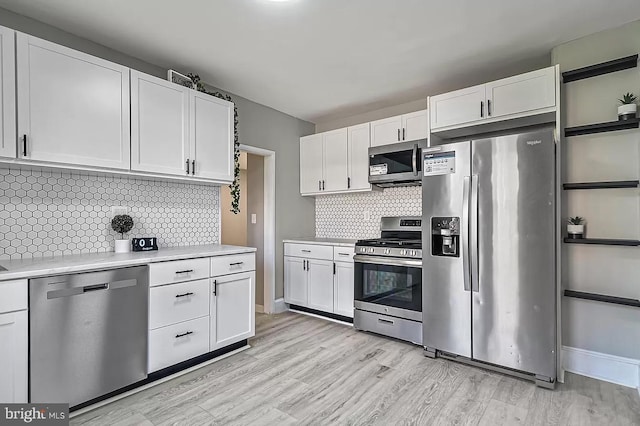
470 174 479 292
462 176 471 292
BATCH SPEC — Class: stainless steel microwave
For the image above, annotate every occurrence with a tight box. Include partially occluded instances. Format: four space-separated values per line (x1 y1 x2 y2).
368 139 428 188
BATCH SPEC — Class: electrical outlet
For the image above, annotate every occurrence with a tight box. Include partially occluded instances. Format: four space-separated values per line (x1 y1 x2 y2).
111 206 128 216
363 210 371 221
251 214 257 224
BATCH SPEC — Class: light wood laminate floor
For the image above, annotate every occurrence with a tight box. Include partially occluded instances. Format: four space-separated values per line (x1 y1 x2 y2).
72 312 640 425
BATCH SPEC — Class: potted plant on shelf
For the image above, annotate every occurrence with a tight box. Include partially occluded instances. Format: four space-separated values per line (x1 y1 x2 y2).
618 92 637 121
567 217 585 239
111 214 134 253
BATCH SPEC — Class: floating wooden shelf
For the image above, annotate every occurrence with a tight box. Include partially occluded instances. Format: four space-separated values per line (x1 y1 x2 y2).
562 54 638 83
563 180 640 190
564 118 640 137
564 238 640 246
564 290 640 308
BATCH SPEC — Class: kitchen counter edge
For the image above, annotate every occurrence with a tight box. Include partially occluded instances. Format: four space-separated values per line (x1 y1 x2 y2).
283 238 357 247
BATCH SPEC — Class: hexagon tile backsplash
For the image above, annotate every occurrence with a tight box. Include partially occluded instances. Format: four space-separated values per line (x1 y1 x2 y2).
315 186 422 239
0 167 220 260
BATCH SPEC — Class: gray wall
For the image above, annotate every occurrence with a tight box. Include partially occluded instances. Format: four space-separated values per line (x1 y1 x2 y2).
552 20 640 360
0 7 316 300
246 154 265 306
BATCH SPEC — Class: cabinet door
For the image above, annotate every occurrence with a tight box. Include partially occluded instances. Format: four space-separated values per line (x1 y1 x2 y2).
347 123 371 191
16 33 130 169
307 259 334 313
211 272 255 350
0 27 15 159
402 110 428 142
284 256 307 306
370 115 402 147
190 91 234 182
131 71 189 176
0 311 28 403
429 85 485 130
322 128 348 192
485 66 556 119
334 262 354 318
300 134 324 195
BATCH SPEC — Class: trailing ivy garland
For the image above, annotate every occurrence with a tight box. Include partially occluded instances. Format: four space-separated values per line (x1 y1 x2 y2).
187 74 240 214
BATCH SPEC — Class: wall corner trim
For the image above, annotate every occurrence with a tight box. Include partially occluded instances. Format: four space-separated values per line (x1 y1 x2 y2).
562 345 640 389
273 298 288 314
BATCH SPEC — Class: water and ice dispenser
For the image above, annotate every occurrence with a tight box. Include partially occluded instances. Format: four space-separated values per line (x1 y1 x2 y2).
431 217 460 257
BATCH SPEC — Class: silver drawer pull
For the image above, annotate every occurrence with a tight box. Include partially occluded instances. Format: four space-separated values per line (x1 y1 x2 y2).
175 331 193 338
301 250 311 253
175 269 194 274
378 318 394 325
229 262 244 266
175 292 194 298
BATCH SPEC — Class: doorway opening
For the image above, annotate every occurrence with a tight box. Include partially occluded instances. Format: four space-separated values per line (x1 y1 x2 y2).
221 146 276 314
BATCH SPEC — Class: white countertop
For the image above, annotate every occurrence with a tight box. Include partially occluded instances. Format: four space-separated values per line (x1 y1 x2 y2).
0 244 256 281
283 238 357 247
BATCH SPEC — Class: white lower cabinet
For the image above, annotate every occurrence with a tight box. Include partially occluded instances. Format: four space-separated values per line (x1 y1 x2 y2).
284 242 354 319
210 271 255 350
148 316 210 373
333 262 354 318
0 279 28 403
307 259 334 312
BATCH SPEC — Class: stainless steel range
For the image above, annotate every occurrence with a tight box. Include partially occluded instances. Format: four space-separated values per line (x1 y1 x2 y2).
353 216 422 345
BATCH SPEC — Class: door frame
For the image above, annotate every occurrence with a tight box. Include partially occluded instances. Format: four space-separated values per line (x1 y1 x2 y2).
238 144 276 314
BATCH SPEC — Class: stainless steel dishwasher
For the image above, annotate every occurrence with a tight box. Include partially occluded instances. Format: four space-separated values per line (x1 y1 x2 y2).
30 266 148 408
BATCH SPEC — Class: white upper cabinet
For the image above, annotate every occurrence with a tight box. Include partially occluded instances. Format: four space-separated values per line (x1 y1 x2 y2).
190 91 234 182
430 85 486 130
485 66 556 119
300 134 324 195
16 33 130 169
371 115 403 147
322 128 348 192
402 109 428 142
0 26 15 159
131 71 189 176
371 110 428 146
347 123 371 191
430 66 557 132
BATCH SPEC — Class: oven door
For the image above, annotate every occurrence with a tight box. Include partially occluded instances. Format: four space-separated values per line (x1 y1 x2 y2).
354 254 422 322
368 140 427 187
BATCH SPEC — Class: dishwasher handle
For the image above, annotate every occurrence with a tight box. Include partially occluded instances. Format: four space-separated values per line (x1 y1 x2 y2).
83 283 108 293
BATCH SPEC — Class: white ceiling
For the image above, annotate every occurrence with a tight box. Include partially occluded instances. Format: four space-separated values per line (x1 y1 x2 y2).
1 0 639 123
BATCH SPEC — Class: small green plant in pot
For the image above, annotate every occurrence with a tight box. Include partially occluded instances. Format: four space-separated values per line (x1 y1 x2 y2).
618 92 637 121
567 216 585 239
111 214 134 253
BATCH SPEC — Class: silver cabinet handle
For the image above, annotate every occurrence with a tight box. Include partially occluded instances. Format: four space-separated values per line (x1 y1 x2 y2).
470 175 479 293
175 292 194 298
175 331 193 338
462 176 471 292
175 269 194 274
378 318 394 325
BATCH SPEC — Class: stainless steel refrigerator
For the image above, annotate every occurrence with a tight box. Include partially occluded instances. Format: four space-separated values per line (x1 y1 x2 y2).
421 126 556 388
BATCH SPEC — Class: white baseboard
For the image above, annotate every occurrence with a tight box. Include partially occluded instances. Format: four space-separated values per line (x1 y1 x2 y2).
562 345 640 389
273 298 288 314
255 304 264 313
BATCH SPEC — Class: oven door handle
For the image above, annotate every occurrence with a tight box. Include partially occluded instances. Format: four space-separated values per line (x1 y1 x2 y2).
353 254 422 268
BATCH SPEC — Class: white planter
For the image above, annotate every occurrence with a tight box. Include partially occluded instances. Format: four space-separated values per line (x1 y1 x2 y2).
567 224 584 239
618 103 637 120
114 239 131 253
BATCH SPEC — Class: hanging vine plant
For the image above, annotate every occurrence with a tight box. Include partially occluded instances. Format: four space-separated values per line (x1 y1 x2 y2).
187 73 240 214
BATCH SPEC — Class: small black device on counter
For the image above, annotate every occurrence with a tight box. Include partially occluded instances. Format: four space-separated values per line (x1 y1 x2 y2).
132 237 158 252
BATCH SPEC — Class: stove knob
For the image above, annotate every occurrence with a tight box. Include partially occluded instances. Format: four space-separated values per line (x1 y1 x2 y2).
384 249 390 254
400 249 406 256
369 248 374 253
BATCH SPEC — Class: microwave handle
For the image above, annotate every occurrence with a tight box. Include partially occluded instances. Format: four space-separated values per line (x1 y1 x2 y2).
412 143 418 176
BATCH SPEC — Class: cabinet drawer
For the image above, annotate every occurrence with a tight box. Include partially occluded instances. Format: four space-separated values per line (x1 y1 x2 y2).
0 280 27 313
148 316 209 373
284 243 333 260
211 253 255 277
149 258 209 287
333 246 355 262
149 279 210 330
